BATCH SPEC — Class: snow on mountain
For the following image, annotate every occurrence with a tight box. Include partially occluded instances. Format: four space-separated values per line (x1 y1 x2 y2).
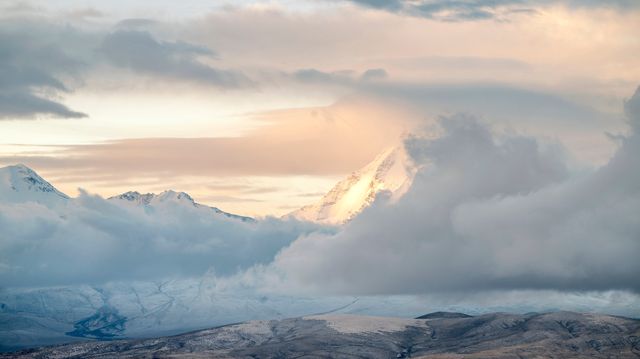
108 190 254 222
109 191 155 206
0 164 69 207
0 164 252 222
290 145 417 224
109 190 196 207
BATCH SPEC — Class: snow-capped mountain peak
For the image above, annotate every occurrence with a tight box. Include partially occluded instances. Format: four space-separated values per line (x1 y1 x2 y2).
108 189 254 222
155 190 195 204
290 144 417 224
0 164 69 206
109 190 196 206
109 191 155 205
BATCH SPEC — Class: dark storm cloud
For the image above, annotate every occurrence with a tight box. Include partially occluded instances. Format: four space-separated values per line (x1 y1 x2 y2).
100 30 253 88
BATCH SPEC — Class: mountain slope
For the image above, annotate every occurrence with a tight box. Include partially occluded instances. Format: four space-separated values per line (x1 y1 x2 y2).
7 312 640 358
0 164 69 207
290 145 417 224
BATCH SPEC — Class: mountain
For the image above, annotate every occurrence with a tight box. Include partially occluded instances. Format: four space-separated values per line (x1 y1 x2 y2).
0 164 69 207
108 191 155 206
7 311 639 358
0 163 251 222
108 190 254 222
290 145 417 224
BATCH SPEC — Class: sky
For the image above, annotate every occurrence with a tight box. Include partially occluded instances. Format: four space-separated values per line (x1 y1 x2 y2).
0 0 639 218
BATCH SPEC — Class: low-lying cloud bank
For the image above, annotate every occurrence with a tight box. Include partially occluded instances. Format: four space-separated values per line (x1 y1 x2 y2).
1 87 639 300
0 194 331 287
268 86 640 295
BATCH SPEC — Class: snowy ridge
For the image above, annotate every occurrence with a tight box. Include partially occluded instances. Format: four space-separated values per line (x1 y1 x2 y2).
0 164 252 222
290 145 417 224
0 164 69 207
109 191 155 206
109 189 254 222
109 190 196 207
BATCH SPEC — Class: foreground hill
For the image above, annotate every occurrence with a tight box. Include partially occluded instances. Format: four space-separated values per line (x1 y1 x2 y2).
5 311 639 358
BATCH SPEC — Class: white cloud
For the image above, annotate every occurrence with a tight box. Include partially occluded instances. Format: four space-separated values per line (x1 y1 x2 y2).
0 191 332 287
268 87 640 295
2 87 639 297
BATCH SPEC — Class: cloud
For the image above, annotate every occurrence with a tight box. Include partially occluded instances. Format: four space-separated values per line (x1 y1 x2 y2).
292 67 388 85
2 2 636 123
268 86 640 295
389 56 530 71
0 22 88 119
357 82 611 130
347 0 536 21
0 191 332 287
0 99 410 178
0 13 257 121
360 68 388 81
0 81 621 217
3 81 613 179
293 68 354 83
0 92 86 119
353 82 624 164
1 82 639 307
345 0 640 21
114 18 158 30
66 7 105 20
100 30 253 88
